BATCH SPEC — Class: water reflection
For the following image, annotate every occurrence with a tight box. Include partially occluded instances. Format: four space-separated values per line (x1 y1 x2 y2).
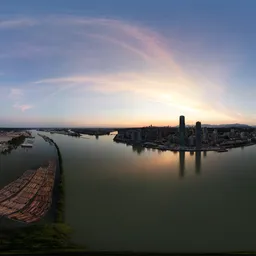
195 151 201 175
179 151 185 178
190 151 194 156
132 145 145 155
203 151 207 158
95 135 99 140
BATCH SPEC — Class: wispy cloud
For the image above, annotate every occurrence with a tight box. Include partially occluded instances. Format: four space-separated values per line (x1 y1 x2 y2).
0 18 37 29
0 16 245 125
9 88 23 99
35 72 235 123
13 103 33 112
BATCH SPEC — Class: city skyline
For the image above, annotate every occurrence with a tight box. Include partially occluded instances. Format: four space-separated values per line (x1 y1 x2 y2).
1 0 256 127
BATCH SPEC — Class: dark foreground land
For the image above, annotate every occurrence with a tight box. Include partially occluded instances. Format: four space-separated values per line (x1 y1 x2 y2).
0 136 83 253
0 250 254 255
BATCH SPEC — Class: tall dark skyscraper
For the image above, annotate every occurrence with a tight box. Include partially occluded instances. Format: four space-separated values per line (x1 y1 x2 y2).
196 121 202 149
179 115 185 147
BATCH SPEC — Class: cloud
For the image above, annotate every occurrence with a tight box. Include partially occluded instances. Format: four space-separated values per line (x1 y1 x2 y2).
13 103 33 112
0 16 244 125
35 72 235 123
0 19 37 29
9 88 23 99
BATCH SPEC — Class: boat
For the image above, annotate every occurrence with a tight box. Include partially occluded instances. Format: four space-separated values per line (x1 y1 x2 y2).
217 148 228 153
21 143 33 148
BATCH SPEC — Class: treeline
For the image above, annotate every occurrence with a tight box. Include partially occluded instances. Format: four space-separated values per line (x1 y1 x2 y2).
49 137 65 223
9 135 26 146
40 135 64 222
1 135 26 155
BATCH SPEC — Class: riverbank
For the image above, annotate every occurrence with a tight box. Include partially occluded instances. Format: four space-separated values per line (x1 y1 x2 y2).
0 135 26 154
114 138 256 153
0 134 83 253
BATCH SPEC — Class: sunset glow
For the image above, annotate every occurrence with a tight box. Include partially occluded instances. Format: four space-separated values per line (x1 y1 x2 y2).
1 1 256 127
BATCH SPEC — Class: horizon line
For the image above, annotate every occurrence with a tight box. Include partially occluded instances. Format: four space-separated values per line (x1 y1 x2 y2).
0 123 255 129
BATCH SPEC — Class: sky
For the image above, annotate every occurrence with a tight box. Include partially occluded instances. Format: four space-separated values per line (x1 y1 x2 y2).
1 0 256 127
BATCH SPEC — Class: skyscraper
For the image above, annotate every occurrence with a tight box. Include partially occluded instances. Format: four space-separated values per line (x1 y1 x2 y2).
203 127 208 142
196 121 202 149
179 115 185 147
212 129 218 144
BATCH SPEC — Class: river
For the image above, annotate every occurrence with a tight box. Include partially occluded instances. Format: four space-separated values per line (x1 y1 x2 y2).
0 130 256 252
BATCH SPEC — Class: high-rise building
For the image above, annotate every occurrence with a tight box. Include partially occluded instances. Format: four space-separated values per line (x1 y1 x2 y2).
230 129 235 138
188 135 195 147
240 132 246 140
179 115 185 147
212 129 218 144
131 130 142 142
203 127 208 142
196 121 202 149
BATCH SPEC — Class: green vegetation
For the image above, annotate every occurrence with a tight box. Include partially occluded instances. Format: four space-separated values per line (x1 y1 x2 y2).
1 135 26 155
51 138 65 223
9 135 26 146
0 224 75 252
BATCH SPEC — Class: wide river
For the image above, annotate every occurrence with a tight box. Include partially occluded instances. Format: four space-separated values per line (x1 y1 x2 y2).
1 131 256 253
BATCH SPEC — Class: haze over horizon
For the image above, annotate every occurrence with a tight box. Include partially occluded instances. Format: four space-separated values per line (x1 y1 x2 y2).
1 0 256 127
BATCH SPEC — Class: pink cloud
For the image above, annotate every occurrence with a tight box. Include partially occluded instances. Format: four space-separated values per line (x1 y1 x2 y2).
1 16 240 124
13 103 33 112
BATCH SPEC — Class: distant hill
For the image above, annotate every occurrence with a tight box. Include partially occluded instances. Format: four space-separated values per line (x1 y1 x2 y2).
202 124 253 128
174 123 254 129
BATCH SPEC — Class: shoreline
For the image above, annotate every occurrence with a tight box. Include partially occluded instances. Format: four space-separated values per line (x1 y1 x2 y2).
114 139 256 153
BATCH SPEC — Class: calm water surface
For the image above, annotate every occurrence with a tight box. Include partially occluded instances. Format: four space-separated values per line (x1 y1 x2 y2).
1 131 256 252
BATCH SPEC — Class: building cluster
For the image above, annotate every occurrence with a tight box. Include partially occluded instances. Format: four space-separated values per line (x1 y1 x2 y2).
114 116 256 151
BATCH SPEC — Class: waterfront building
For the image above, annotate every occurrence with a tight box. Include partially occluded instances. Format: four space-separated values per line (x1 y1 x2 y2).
203 127 208 142
240 132 247 140
179 115 185 147
230 129 235 138
136 130 142 142
196 121 202 149
188 135 195 147
157 128 162 140
131 130 141 142
145 128 158 141
212 129 218 144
